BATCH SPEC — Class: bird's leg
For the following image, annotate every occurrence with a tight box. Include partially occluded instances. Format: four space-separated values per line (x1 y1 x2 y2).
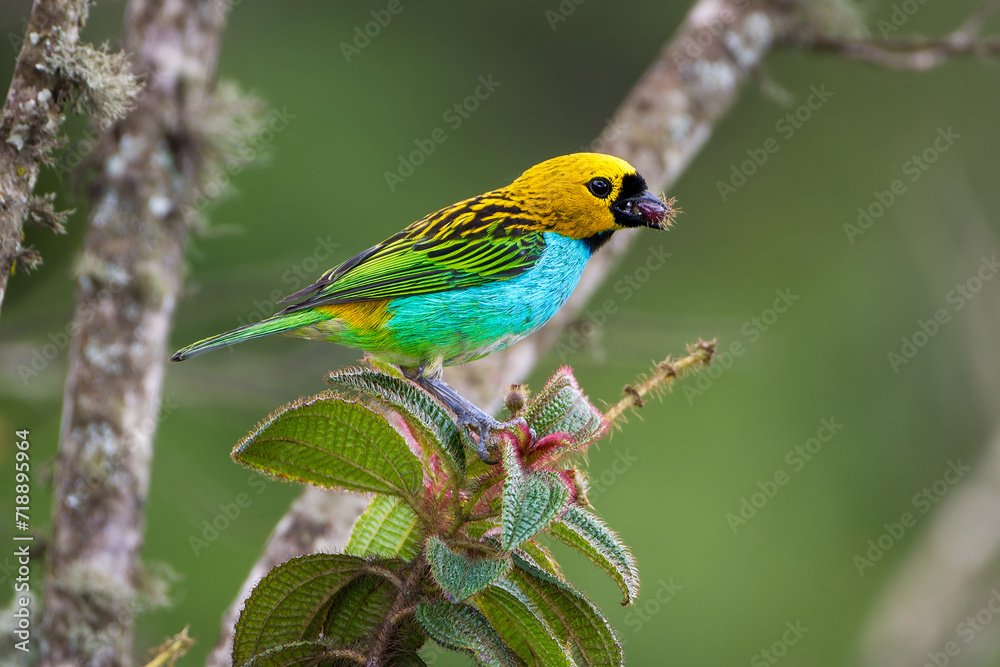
404 368 503 464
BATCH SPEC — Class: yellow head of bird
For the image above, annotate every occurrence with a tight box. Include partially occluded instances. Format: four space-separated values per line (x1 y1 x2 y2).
503 153 675 240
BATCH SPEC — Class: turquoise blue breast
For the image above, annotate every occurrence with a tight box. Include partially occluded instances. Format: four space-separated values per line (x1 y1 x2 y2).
380 232 592 368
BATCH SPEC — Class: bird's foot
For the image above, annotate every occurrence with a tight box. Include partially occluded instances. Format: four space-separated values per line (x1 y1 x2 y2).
454 411 504 465
454 414 538 466
403 368 535 465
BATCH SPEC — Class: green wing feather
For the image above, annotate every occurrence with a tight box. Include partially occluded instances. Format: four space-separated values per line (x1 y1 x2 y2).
280 193 546 311
171 193 546 362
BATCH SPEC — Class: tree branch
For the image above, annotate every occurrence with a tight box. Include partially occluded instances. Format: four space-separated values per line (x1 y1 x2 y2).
39 0 231 663
0 0 90 314
206 0 798 662
782 0 1000 70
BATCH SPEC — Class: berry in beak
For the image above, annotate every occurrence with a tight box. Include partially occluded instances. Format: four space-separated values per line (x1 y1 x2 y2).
612 190 674 230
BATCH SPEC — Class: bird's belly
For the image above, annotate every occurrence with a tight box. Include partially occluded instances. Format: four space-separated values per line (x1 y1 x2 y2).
378 232 591 368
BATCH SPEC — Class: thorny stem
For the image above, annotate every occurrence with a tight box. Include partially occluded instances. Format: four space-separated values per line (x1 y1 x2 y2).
604 338 716 426
451 477 462 525
445 461 507 539
449 537 500 553
140 626 194 667
365 558 428 666
364 564 405 591
466 509 501 523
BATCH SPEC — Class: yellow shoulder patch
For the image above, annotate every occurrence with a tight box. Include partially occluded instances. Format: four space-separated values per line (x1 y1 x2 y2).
315 300 392 334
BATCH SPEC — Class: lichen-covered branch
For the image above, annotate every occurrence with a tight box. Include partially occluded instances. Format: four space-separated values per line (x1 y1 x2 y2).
0 0 140 317
206 0 800 662
39 0 231 663
782 0 1000 70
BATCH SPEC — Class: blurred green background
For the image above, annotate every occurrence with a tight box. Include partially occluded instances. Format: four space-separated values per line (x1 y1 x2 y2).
2 0 999 664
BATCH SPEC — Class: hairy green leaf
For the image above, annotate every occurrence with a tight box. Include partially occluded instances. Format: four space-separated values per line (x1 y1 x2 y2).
524 368 606 443
387 652 429 666
516 541 565 581
233 553 401 664
415 601 523 667
328 367 466 477
502 472 571 552
508 555 623 666
346 494 424 559
476 585 574 666
322 574 396 647
426 536 510 602
242 640 361 666
549 506 639 605
233 392 422 500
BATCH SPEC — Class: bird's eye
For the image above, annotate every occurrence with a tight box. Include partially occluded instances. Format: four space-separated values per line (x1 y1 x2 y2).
587 177 612 199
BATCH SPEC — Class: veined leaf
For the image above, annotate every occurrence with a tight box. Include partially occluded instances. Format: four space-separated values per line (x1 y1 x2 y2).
242 640 361 666
476 585 574 666
508 554 623 666
346 494 424 559
548 506 639 605
524 368 606 444
328 367 466 478
516 541 565 581
233 553 401 664
322 574 396 647
426 536 510 602
415 601 523 667
502 472 571 552
233 391 422 500
386 651 428 666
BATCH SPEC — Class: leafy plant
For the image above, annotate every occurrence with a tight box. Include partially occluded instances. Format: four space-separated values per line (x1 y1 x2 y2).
229 340 715 666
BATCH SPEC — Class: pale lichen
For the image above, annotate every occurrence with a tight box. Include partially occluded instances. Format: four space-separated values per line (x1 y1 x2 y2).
723 12 774 69
795 0 868 39
43 41 143 128
691 59 738 95
27 192 72 233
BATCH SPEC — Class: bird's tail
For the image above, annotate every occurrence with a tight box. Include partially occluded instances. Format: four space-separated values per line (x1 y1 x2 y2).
171 310 324 361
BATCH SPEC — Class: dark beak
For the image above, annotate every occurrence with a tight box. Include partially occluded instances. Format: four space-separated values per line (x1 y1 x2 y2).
611 190 673 230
